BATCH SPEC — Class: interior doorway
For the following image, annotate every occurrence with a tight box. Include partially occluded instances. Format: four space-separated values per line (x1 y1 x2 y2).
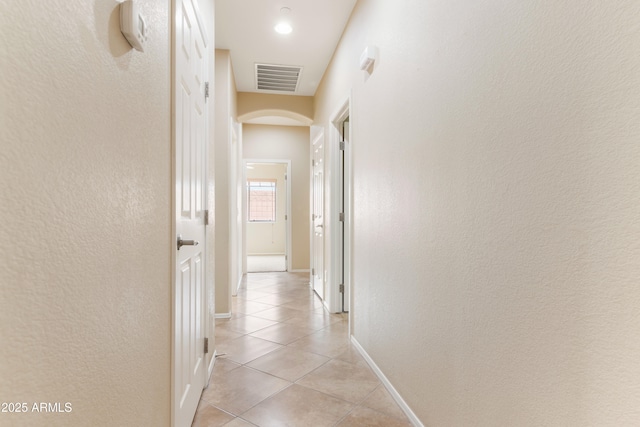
244 160 292 272
330 97 351 314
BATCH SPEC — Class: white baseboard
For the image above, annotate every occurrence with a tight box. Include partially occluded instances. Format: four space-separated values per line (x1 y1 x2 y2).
351 336 424 427
289 269 310 273
215 313 231 319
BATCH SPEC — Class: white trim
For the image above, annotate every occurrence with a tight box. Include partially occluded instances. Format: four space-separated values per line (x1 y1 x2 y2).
289 269 310 273
351 337 424 427
230 119 242 299
215 313 232 319
328 94 352 314
309 126 325 302
206 350 216 386
235 276 243 296
242 154 248 275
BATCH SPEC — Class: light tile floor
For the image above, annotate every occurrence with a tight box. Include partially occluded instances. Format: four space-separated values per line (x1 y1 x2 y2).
192 272 412 427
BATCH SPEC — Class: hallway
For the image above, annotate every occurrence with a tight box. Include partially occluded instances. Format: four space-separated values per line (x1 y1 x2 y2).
192 272 411 426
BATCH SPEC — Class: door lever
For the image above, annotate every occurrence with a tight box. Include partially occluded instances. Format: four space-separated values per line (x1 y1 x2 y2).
177 235 199 250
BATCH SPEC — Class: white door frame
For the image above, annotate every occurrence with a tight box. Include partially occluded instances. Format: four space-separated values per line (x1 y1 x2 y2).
230 119 243 296
328 94 352 314
310 126 325 297
243 159 292 271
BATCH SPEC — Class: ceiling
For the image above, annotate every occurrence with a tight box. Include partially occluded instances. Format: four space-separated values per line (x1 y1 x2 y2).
215 0 358 97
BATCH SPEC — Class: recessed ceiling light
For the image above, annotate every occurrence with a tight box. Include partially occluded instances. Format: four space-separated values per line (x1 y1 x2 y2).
275 7 292 34
275 22 292 35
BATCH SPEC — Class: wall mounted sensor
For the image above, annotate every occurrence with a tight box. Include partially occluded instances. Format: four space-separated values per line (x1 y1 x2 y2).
359 46 378 71
120 0 147 52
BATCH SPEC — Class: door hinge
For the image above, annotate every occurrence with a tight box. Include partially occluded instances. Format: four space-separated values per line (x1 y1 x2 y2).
312 268 315 276
339 141 345 151
204 209 209 225
285 214 288 220
204 82 210 101
339 284 344 293
339 212 344 222
285 173 288 180
204 337 209 354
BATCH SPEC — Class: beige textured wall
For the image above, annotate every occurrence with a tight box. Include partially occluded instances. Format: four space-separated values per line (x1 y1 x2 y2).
0 0 173 425
237 92 314 124
246 164 288 255
314 0 640 425
243 125 310 271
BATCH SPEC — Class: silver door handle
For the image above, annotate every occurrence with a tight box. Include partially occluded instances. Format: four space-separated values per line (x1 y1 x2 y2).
177 235 199 250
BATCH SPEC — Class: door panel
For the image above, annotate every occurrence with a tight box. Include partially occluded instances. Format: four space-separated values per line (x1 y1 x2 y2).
174 0 207 425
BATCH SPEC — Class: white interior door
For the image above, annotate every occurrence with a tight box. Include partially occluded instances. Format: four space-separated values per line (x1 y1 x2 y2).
173 0 207 425
311 131 325 299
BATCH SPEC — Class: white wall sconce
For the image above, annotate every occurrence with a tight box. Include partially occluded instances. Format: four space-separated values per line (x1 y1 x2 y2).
359 45 378 71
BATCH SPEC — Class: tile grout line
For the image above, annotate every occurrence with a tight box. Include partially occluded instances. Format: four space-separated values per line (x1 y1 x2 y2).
202 272 404 427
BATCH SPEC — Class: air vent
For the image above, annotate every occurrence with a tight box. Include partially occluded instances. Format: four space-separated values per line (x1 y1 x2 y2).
255 64 302 93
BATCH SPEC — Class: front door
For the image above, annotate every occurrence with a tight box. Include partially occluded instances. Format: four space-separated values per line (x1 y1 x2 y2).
311 129 325 299
173 0 208 425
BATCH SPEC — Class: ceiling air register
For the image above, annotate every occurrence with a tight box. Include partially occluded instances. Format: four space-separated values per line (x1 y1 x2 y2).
255 64 303 93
